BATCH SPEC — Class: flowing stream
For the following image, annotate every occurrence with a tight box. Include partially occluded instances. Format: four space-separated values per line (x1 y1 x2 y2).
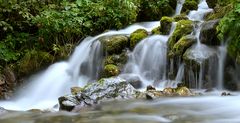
0 0 239 123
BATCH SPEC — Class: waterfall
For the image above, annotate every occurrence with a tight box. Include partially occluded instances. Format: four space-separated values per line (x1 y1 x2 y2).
123 35 168 87
175 0 185 15
217 45 227 89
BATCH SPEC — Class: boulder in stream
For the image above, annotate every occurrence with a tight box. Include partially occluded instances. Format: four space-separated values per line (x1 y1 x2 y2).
130 29 148 49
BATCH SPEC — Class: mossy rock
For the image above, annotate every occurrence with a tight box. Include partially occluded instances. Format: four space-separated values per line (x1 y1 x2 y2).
173 14 189 22
168 20 194 50
18 50 54 76
151 26 161 35
103 64 120 77
206 0 218 8
101 35 129 55
205 4 233 20
182 0 198 14
171 35 196 57
104 52 128 68
130 29 148 49
160 16 174 35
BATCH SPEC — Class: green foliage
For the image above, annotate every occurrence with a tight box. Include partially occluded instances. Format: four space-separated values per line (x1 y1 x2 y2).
217 3 240 58
137 0 175 21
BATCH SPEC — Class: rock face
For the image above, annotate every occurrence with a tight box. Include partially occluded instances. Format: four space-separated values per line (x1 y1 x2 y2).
58 77 138 111
200 19 220 45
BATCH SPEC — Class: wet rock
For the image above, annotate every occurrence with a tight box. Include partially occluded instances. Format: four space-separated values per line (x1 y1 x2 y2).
120 75 142 89
175 86 193 96
101 35 129 55
146 85 156 91
130 29 148 49
59 77 138 112
160 16 174 35
58 95 80 111
221 92 231 96
206 4 233 20
200 19 220 45
168 20 194 51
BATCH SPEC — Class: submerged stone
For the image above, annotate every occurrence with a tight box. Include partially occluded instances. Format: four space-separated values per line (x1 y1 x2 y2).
130 29 148 49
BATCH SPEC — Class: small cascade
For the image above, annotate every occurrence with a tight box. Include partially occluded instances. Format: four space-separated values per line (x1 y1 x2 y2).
217 44 227 89
0 22 160 110
175 64 185 82
188 0 212 21
175 0 185 15
123 35 168 86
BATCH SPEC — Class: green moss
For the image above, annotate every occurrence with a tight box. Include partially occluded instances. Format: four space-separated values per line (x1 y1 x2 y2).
182 0 198 14
130 29 148 49
151 26 161 35
206 4 233 20
172 35 196 57
101 35 129 55
173 14 189 22
18 50 54 76
103 64 120 77
160 16 174 35
168 20 194 51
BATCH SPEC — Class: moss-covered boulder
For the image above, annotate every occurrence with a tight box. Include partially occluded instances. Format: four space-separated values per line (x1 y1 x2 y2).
160 16 174 35
130 29 148 49
200 19 220 45
151 26 161 35
171 35 196 57
103 64 120 77
101 35 129 55
104 52 128 69
206 0 218 8
182 0 199 14
168 20 194 50
173 14 189 22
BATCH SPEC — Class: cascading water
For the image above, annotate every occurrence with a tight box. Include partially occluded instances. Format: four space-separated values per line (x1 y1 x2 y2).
122 35 168 87
0 22 159 111
175 0 185 15
217 44 227 89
